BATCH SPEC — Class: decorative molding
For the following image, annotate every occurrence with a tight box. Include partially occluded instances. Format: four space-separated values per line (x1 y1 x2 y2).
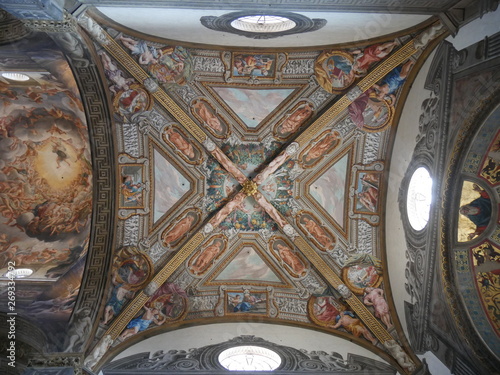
200 11 326 40
76 0 463 14
401 37 500 373
399 41 454 353
1 0 63 21
30 26 119 357
101 335 395 374
0 9 31 44
28 354 83 375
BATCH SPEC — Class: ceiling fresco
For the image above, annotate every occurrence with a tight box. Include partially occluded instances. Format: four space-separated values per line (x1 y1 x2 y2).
50 11 449 373
5 1 493 371
0 34 92 351
0 0 499 373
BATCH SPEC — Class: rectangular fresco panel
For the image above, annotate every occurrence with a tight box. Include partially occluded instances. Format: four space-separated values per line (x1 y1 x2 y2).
232 53 276 78
226 291 267 315
120 164 144 208
354 171 380 214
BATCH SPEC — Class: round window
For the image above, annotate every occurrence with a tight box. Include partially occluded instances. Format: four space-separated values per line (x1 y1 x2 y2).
218 345 281 371
406 167 433 230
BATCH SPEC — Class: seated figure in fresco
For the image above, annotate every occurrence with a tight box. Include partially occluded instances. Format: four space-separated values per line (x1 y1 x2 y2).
304 131 339 163
102 271 135 325
314 296 340 324
230 291 263 312
459 184 492 240
165 128 195 159
363 287 392 329
190 241 222 274
119 305 165 340
162 215 195 246
279 103 314 135
121 175 143 204
193 101 223 133
372 59 414 102
277 243 306 276
302 217 334 250
351 41 399 76
332 311 377 345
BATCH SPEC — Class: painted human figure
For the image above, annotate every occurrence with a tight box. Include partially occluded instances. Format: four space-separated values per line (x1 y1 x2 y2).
351 41 398 75
358 186 378 212
234 54 273 76
363 287 392 329
277 243 306 276
305 132 339 162
51 139 71 168
166 128 195 159
119 35 159 65
314 296 340 324
333 311 377 344
279 103 313 135
254 192 287 227
122 175 142 204
163 215 195 245
302 217 334 249
119 305 165 340
193 101 223 133
373 60 414 102
327 55 354 87
99 52 135 94
102 272 134 325
253 152 288 185
459 184 492 240
210 192 246 227
211 147 246 184
190 241 222 274
231 291 263 312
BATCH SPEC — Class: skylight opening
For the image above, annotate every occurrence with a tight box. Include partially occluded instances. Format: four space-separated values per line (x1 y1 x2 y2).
2 72 30 81
231 15 296 33
4 268 33 279
218 345 282 371
406 167 433 231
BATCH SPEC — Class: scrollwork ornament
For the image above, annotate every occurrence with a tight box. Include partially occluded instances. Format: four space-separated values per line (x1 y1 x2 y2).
452 49 468 71
337 283 352 299
203 138 216 152
144 281 159 296
84 335 113 370
383 340 416 372
347 86 363 101
203 223 214 235
413 23 444 50
143 77 159 93
77 14 109 45
286 142 300 156
283 224 298 239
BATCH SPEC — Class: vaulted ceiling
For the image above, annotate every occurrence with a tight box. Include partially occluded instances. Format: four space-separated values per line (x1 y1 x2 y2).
0 1 499 374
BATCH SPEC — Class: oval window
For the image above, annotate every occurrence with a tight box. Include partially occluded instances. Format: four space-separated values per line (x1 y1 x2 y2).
406 167 433 230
